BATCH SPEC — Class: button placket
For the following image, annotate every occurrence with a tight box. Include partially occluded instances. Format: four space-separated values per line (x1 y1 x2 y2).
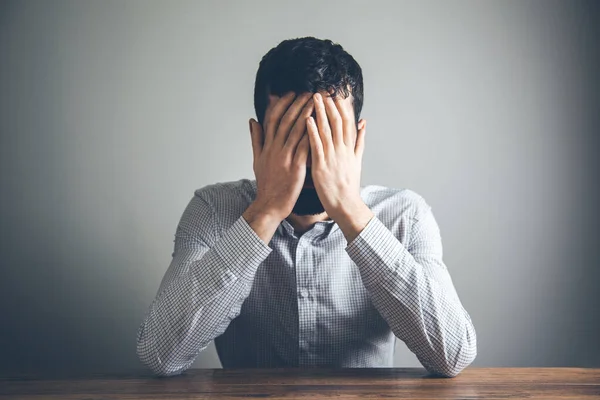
295 235 317 365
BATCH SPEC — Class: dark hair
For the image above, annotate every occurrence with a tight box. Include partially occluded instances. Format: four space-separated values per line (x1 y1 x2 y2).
253 37 364 126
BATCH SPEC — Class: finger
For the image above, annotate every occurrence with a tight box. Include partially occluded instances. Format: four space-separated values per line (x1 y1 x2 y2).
285 98 314 150
264 91 296 147
358 119 366 130
275 93 313 146
293 134 310 168
313 93 333 153
333 95 354 146
355 119 367 161
306 116 324 162
249 118 263 161
324 95 344 147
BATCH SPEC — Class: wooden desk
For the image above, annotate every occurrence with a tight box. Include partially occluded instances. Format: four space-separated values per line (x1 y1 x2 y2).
1 368 599 399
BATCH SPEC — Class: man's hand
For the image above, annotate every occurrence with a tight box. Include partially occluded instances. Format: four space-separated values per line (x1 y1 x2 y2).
306 92 373 242
243 92 315 243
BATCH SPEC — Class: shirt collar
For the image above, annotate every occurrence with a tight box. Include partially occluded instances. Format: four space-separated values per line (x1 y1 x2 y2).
277 217 340 239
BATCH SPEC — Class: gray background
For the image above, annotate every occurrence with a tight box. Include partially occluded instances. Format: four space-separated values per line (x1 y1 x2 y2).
1 0 598 376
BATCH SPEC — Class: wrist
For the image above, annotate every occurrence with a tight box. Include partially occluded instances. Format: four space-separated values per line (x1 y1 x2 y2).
242 201 284 245
328 194 367 221
331 199 374 243
244 200 284 225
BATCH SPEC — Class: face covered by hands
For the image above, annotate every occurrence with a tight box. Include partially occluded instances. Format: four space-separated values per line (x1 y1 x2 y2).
305 91 367 222
250 89 369 226
249 89 372 242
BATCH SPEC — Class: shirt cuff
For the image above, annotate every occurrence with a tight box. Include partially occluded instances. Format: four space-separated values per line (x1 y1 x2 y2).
345 216 408 287
211 215 272 281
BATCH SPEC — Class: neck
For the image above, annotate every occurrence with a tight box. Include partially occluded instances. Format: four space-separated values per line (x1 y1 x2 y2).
286 212 331 235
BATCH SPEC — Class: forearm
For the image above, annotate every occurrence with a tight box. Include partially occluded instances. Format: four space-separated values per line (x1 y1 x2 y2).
346 216 477 377
136 216 271 376
369 254 476 377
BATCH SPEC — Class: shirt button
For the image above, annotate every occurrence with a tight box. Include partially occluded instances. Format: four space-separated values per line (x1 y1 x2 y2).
299 288 309 298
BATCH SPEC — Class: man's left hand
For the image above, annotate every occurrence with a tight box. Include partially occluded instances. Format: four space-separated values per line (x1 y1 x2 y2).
306 92 374 242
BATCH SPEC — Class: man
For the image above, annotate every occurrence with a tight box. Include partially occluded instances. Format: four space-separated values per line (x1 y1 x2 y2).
136 37 477 377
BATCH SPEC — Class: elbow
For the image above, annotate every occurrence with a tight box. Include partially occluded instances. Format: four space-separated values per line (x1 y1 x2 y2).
136 328 188 377
431 362 468 378
137 343 188 377
427 331 478 378
150 363 187 378
448 338 477 378
443 320 478 377
427 353 476 378
450 345 478 378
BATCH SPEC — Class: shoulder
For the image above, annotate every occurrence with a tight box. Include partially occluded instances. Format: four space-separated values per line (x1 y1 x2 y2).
360 185 435 245
361 184 431 222
194 179 256 208
180 179 257 235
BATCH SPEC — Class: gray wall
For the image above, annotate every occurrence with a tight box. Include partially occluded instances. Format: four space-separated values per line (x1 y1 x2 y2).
1 0 598 376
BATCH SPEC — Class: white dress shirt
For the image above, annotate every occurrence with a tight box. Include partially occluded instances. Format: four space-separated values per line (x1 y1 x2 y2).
136 179 477 377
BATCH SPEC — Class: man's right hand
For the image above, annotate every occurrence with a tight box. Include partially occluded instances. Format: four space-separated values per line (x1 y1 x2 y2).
243 92 315 243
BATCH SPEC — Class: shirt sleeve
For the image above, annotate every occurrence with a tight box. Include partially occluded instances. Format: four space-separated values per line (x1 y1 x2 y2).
136 194 272 376
345 203 477 377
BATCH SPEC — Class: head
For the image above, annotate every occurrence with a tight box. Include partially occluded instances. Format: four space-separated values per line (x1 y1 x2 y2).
253 37 364 216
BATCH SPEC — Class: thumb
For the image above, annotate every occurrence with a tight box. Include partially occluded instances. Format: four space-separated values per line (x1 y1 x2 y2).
355 119 366 161
249 118 263 160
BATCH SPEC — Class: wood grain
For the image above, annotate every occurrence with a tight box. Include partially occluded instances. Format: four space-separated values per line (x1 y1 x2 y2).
1 368 599 399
